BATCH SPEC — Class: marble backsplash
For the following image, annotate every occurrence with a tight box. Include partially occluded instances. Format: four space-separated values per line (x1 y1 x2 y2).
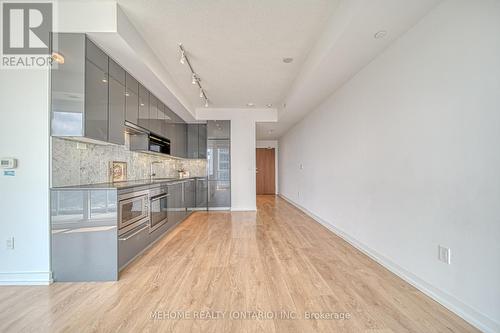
51 136 207 187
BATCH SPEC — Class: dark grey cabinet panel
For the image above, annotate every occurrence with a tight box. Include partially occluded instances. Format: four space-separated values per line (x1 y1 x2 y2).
171 123 187 158
198 124 207 159
187 124 199 159
186 124 207 159
108 77 125 145
184 179 196 211
207 139 230 181
138 84 149 130
158 102 168 138
207 120 230 139
196 178 208 209
85 60 109 142
208 180 231 208
51 33 85 137
125 73 138 93
118 224 149 271
125 73 139 124
86 39 108 72
167 182 186 226
149 95 159 134
109 59 125 85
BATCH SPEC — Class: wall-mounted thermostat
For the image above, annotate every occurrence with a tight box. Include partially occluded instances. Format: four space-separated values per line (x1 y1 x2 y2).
1 158 17 169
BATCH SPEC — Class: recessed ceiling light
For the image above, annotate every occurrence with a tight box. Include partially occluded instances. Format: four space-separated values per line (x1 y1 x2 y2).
266 104 273 107
247 102 255 107
282 57 293 63
374 30 387 39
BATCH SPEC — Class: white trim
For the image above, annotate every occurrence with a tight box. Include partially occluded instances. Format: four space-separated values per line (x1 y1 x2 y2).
0 271 52 285
231 207 257 212
279 194 499 333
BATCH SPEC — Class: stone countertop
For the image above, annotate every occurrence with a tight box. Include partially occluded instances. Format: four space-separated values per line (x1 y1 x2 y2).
51 176 207 191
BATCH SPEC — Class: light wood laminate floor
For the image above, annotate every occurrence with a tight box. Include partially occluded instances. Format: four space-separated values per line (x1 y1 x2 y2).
0 196 478 332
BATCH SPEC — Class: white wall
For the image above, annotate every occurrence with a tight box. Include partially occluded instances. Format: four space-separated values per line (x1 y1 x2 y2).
0 69 51 284
279 0 500 332
197 108 277 211
256 140 279 194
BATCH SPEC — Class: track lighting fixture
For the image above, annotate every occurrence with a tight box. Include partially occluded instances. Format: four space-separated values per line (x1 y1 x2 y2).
179 49 186 64
178 43 209 107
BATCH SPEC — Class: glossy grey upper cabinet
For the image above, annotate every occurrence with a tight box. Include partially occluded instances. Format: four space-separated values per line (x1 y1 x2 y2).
187 124 207 159
125 73 139 125
108 61 125 145
109 59 125 84
138 84 149 130
51 33 85 137
207 120 230 139
198 124 207 159
52 34 118 144
187 124 198 159
158 102 167 138
84 58 109 142
85 39 109 143
178 123 187 158
149 95 159 135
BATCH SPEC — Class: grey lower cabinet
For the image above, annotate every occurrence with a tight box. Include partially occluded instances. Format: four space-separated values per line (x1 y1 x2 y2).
51 188 119 282
196 178 208 208
51 178 205 281
167 182 186 226
184 179 196 211
208 180 231 208
118 223 149 270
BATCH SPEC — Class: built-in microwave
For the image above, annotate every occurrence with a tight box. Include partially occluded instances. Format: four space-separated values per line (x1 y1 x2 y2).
149 134 170 155
128 129 171 157
118 190 149 235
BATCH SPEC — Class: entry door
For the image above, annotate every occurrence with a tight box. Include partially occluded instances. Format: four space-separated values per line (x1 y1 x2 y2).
256 148 275 195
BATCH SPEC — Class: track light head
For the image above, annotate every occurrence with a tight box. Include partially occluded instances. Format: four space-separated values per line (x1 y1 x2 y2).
192 73 198 85
199 88 204 98
204 99 209 108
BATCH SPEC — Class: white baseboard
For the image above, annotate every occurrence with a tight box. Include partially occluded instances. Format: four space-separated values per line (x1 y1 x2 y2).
279 194 499 333
0 271 52 285
231 207 257 212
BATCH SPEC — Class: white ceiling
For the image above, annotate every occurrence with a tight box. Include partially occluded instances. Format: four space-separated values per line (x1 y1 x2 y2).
116 0 339 110
98 0 443 140
256 0 443 140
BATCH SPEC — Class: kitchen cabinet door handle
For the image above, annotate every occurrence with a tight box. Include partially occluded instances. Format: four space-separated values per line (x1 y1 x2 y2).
119 224 148 241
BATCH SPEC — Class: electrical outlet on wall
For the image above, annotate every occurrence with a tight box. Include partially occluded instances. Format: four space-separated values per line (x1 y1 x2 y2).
6 237 14 250
438 245 451 264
